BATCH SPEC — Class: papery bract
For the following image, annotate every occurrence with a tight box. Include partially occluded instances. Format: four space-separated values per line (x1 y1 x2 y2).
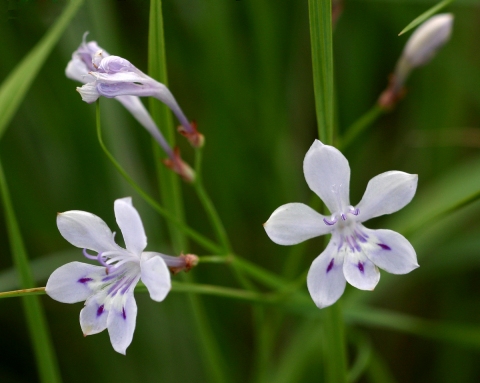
264 140 419 308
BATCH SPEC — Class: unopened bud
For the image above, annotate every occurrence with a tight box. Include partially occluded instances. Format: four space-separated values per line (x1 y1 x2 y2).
378 14 453 109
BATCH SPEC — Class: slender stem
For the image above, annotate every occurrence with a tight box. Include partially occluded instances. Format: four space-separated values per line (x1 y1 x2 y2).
193 148 232 253
0 283 274 303
338 105 384 151
0 286 46 299
323 302 348 383
148 3 229 383
95 101 222 254
308 0 334 143
0 160 62 383
309 0 347 379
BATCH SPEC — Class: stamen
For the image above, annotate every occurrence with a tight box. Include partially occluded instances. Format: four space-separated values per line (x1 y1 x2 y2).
82 248 97 260
349 208 360 216
341 213 347 221
323 215 338 226
97 252 109 268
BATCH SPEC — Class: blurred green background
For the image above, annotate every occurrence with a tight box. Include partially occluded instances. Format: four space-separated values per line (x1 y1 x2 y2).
1 0 480 382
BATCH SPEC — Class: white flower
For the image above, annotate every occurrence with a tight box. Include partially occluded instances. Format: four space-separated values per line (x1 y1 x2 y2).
264 140 419 309
46 197 174 354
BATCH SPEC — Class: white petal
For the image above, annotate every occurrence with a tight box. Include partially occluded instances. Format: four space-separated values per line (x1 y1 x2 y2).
114 197 147 256
303 140 350 213
307 240 346 309
46 262 105 303
355 171 418 222
76 82 100 103
65 56 94 83
264 203 332 245
140 254 171 302
363 229 419 274
57 211 120 253
107 293 137 354
80 293 108 336
343 251 380 291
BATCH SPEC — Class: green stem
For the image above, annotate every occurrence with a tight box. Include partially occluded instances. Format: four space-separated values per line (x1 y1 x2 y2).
0 160 62 383
323 302 348 383
148 3 229 383
95 101 222 254
309 0 346 379
338 105 384 151
308 0 334 143
193 148 232 253
0 283 274 304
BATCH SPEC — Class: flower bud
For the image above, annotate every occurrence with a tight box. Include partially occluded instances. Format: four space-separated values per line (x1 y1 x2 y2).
378 13 453 109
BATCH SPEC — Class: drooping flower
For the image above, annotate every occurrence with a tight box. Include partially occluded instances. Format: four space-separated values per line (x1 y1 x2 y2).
65 34 195 181
264 140 419 309
379 13 453 108
76 52 203 148
46 197 196 354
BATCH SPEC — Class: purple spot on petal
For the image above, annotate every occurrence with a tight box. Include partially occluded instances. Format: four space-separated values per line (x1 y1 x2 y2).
96 305 104 317
122 307 127 320
378 243 391 251
78 277 93 284
357 262 364 273
326 258 335 273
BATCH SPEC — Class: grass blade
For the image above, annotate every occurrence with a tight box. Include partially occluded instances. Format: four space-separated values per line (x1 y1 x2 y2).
308 0 334 143
399 0 455 36
0 159 62 383
0 0 84 139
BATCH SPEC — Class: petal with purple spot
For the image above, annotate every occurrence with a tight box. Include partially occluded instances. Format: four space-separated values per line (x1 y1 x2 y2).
80 293 108 336
46 262 105 304
307 240 346 309
363 228 419 274
343 251 380 291
107 293 137 355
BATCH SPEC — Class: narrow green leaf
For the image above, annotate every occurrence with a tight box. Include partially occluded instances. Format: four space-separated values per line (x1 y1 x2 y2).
0 0 84 139
0 159 62 383
148 3 229 383
148 0 186 254
308 0 334 143
399 0 455 36
346 306 480 349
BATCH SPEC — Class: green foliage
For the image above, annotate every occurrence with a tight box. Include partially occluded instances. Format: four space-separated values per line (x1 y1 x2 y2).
0 0 479 382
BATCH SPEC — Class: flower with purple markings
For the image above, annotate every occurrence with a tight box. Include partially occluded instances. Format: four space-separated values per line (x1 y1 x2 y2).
66 34 196 181
46 197 192 354
264 140 419 308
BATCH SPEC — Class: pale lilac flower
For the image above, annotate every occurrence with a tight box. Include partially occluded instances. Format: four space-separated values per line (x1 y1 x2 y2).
379 14 453 108
76 53 203 148
66 34 195 181
264 140 419 308
46 197 193 354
